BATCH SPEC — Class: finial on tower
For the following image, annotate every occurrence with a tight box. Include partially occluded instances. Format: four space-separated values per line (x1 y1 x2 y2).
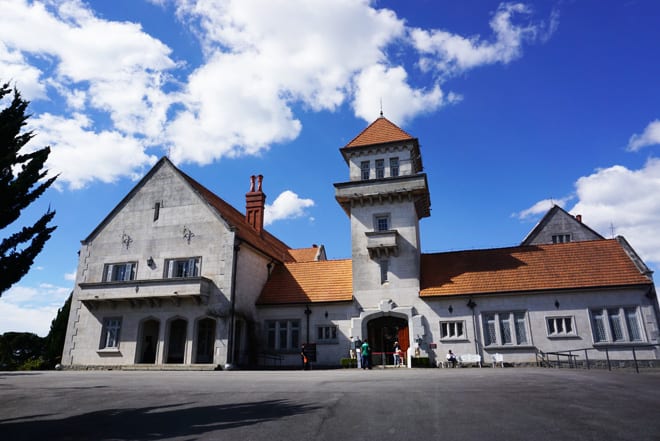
380 98 383 117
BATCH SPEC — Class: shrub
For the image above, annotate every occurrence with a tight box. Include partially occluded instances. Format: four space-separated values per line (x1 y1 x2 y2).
411 357 430 368
340 358 357 368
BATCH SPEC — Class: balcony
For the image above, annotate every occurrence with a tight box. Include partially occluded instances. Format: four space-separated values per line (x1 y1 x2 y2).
366 230 399 258
78 277 213 308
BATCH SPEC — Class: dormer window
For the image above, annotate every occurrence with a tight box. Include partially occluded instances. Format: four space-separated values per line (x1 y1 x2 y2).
360 161 370 180
375 159 385 179
552 234 571 244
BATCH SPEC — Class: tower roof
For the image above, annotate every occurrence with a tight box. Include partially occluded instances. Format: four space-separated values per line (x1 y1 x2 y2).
343 116 415 149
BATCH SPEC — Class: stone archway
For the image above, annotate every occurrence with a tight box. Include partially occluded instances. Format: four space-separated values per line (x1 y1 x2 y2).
195 318 216 364
367 315 409 366
138 318 159 364
166 318 187 364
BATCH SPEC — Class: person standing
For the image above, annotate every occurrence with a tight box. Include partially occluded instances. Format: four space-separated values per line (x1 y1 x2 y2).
301 344 310 370
361 340 371 370
393 341 401 367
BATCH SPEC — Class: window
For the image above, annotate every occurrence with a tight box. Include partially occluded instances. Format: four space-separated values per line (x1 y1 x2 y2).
165 257 200 278
100 317 122 349
379 259 389 284
440 321 466 340
375 159 385 179
317 325 338 343
154 202 161 221
266 320 300 351
360 161 370 180
483 311 529 346
546 316 576 337
103 262 136 282
390 157 399 177
591 307 644 343
552 234 571 244
375 215 389 232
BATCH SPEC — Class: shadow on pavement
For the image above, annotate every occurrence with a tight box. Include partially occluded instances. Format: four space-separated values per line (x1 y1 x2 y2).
0 399 319 440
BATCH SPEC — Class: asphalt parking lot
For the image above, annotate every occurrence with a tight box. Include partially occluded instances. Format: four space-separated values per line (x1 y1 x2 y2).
1 367 659 441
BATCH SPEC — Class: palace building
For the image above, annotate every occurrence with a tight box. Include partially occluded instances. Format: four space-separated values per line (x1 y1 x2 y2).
62 116 659 369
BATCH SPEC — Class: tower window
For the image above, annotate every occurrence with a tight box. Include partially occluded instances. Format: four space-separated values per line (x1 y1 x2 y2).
390 157 399 177
379 259 389 284
375 215 389 231
153 202 161 221
375 159 385 179
360 161 370 180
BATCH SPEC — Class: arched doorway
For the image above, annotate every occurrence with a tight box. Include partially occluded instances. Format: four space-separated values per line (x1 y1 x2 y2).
367 316 409 366
167 318 187 364
138 319 159 364
195 318 216 364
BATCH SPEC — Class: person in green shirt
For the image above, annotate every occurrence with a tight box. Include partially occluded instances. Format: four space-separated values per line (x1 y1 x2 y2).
361 340 371 369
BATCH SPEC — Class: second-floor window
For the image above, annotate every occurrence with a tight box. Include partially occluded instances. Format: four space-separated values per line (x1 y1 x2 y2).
165 257 200 278
103 262 136 282
375 215 389 231
360 161 370 180
375 159 385 179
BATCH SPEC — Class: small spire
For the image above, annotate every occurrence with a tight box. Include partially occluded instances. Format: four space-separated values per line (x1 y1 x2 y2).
379 98 383 117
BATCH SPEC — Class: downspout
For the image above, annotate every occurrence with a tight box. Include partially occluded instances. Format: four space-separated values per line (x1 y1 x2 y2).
225 238 241 369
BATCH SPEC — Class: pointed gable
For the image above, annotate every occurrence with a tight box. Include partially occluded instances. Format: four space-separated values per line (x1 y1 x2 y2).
521 205 604 246
257 259 353 305
420 239 652 298
343 116 415 149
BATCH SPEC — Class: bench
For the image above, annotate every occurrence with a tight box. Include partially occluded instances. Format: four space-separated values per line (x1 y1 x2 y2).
458 354 482 368
492 353 504 368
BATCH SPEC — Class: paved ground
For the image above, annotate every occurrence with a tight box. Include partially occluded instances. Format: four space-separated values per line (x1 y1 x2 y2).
1 367 660 441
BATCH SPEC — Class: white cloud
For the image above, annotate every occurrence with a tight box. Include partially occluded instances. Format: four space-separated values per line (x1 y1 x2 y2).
29 113 158 190
410 3 554 77
264 190 315 226
515 196 573 220
64 271 77 282
628 120 660 152
0 283 71 336
352 64 446 125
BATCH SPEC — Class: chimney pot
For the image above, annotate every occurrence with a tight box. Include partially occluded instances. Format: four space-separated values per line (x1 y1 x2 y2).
576 214 582 223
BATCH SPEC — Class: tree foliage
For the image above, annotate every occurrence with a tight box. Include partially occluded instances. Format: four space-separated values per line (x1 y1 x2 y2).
0 82 57 295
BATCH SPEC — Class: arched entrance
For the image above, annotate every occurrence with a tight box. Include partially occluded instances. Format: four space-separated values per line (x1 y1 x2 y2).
138 319 159 364
166 318 187 364
195 318 216 364
367 316 409 366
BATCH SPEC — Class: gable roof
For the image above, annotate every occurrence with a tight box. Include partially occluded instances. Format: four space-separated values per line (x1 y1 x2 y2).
257 259 353 305
521 204 604 245
177 165 294 263
343 116 416 149
420 239 652 298
83 157 294 263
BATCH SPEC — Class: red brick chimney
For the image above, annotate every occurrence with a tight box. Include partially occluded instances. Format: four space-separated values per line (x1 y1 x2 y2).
246 175 266 233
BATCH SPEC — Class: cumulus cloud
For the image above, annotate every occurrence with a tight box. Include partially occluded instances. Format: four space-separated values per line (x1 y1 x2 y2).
0 284 71 336
264 190 315 226
410 2 556 77
627 120 660 152
514 196 573 220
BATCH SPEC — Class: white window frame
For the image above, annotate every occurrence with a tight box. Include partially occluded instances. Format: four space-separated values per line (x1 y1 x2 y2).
375 159 385 179
590 306 645 344
389 157 399 177
99 317 122 349
316 325 338 344
165 257 201 278
546 316 577 338
552 234 571 244
440 320 467 341
360 161 370 180
375 215 390 232
103 262 137 282
266 319 300 351
483 311 530 347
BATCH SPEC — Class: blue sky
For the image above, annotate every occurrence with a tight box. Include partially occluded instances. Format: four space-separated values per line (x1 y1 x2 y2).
1 0 659 336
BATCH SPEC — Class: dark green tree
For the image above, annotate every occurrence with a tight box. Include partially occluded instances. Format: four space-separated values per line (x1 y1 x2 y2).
0 82 57 295
43 292 72 368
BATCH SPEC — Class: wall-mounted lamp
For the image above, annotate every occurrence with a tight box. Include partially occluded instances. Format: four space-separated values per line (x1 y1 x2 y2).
467 298 477 310
147 256 155 267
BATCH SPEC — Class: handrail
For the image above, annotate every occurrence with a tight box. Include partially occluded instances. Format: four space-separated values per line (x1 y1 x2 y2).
537 344 659 373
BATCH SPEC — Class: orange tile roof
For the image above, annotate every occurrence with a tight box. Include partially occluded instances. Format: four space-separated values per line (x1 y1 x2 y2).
420 239 652 297
289 246 321 262
257 259 353 305
343 116 415 148
178 167 295 263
